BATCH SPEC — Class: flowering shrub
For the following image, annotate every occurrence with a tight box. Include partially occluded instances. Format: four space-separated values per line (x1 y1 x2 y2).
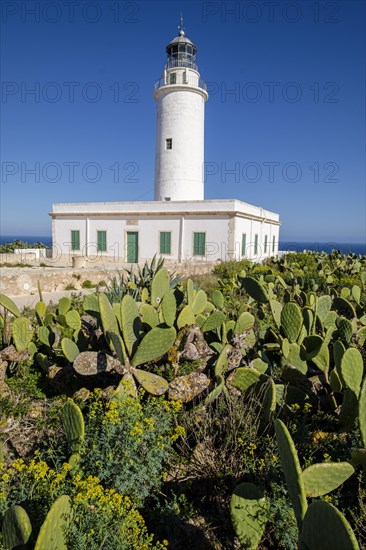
81 390 184 505
0 459 167 549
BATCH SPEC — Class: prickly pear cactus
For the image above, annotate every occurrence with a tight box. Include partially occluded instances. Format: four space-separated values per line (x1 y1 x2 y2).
234 312 254 334
34 495 71 550
359 376 366 446
281 302 303 343
0 294 21 317
62 400 85 453
161 290 176 327
211 289 224 309
202 311 226 333
12 317 33 352
302 462 355 497
230 482 267 549
140 303 159 328
99 293 119 336
177 305 196 329
121 295 140 356
132 368 169 395
299 500 360 550
336 317 353 345
151 266 170 307
339 348 364 396
191 289 208 315
231 367 260 393
274 419 307 530
241 277 269 303
65 309 81 331
2 505 32 550
57 296 71 316
131 326 176 367
61 337 79 362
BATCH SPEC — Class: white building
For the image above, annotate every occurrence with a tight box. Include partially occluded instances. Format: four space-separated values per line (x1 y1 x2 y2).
51 26 280 264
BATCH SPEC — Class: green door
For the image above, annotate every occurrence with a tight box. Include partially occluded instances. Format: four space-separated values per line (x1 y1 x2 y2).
127 232 138 263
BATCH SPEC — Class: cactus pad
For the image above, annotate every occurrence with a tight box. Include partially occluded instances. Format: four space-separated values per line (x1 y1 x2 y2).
2 505 32 550
302 462 355 497
234 312 255 334
211 289 224 309
131 326 176 367
61 337 79 362
34 495 71 550
281 302 303 343
274 419 307 530
0 294 21 318
299 500 360 550
12 317 33 352
230 483 267 549
151 267 170 307
202 311 226 333
339 348 363 395
62 400 85 453
132 368 169 395
241 277 269 303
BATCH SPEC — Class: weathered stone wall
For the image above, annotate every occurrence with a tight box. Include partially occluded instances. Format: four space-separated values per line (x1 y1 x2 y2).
0 261 217 297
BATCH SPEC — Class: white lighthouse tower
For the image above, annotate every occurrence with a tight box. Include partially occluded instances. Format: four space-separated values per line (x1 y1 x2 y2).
51 23 281 265
153 21 208 201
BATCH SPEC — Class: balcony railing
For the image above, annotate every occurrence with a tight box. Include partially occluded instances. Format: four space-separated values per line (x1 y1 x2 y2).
165 58 198 71
154 76 207 93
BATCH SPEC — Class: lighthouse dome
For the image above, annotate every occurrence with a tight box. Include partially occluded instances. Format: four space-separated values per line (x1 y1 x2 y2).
165 30 197 70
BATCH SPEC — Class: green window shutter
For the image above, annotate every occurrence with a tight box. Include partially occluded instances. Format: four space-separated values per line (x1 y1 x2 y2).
160 232 171 254
169 73 176 84
264 235 268 253
254 234 258 255
194 232 205 256
71 230 80 251
272 236 276 252
241 234 246 257
97 231 107 252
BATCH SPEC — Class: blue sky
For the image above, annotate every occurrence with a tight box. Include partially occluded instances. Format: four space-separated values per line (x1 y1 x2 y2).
1 0 365 242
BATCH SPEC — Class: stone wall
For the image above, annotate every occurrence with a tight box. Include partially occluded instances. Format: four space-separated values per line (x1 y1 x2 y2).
0 261 217 297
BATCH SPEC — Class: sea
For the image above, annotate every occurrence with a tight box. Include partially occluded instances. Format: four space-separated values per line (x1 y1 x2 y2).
0 236 365 256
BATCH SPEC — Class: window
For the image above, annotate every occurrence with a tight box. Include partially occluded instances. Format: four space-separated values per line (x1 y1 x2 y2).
272 236 276 253
169 72 176 84
241 234 246 257
193 232 206 256
160 232 171 255
264 235 268 254
71 230 80 251
254 234 258 255
166 138 172 150
97 230 107 252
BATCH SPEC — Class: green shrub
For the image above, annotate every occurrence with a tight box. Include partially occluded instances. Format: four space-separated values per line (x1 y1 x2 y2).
81 279 95 289
81 391 183 505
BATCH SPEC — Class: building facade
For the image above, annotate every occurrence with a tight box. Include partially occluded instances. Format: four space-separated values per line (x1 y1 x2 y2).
51 26 280 263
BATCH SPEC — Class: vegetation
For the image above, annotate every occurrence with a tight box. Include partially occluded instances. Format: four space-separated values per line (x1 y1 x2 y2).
0 240 47 254
0 250 366 548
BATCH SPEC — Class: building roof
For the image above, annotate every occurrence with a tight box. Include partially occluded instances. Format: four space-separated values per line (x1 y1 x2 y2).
50 199 280 224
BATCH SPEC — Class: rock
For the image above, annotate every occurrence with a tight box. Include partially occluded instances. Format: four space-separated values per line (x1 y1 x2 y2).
168 372 210 403
0 345 29 363
73 387 91 401
73 351 125 376
178 325 214 370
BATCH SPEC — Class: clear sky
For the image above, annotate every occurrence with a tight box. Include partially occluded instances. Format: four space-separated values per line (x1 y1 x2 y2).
1 0 365 242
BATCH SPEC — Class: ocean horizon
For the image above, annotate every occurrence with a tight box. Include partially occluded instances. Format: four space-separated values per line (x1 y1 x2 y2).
0 235 365 256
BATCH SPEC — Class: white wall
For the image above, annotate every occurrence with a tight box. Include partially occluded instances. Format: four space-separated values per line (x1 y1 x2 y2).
234 217 280 261
154 84 207 201
53 211 280 263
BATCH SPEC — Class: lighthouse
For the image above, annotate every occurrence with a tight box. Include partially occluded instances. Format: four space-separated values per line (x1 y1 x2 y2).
51 22 280 264
153 22 208 202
